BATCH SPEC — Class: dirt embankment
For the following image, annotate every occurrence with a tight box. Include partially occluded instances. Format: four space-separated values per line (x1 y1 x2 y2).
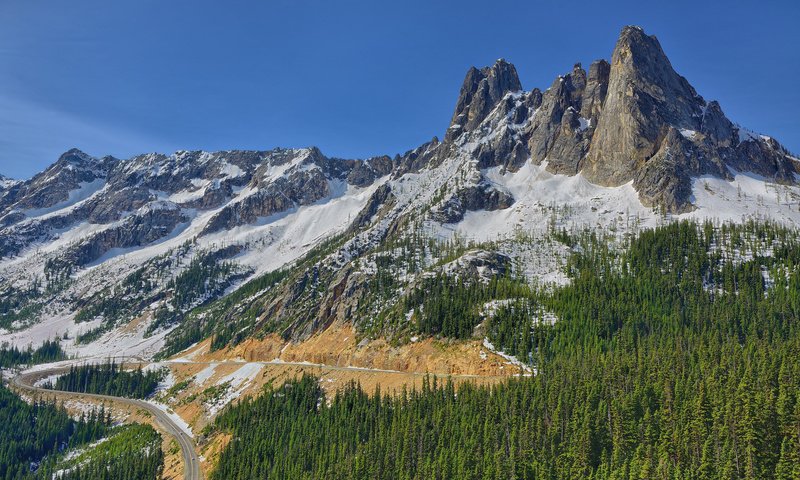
184 321 524 377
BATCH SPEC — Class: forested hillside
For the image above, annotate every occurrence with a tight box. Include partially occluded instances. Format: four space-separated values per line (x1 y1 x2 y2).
0 383 108 479
45 361 164 399
208 220 800 479
0 381 164 480
51 424 164 480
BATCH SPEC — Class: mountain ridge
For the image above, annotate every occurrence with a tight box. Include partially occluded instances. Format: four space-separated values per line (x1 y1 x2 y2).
0 26 798 364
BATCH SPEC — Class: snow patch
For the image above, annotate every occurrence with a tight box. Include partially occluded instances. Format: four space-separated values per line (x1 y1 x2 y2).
482 338 532 375
22 179 106 219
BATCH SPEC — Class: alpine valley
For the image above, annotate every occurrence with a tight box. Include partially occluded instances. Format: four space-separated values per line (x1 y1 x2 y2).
3 26 800 480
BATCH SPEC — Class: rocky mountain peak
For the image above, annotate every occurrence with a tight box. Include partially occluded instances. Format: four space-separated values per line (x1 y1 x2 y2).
0 175 20 198
0 149 117 214
569 63 587 94
445 58 522 141
441 26 796 213
484 59 522 101
582 26 707 187
57 148 93 165
613 25 702 119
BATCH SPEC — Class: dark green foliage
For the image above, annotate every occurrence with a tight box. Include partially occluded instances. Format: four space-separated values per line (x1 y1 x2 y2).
0 383 108 479
483 298 542 362
404 274 532 339
147 245 252 333
0 339 67 368
0 285 37 319
74 327 106 345
207 267 290 351
50 424 163 480
46 361 164 399
209 220 800 479
158 266 289 358
0 282 43 330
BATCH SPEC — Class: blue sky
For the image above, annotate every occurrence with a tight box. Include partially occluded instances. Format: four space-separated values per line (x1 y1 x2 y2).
0 0 798 179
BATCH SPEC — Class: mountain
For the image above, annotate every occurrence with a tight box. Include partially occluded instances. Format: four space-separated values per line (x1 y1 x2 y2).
0 26 798 363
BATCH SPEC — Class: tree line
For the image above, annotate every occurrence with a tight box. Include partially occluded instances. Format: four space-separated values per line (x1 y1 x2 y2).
0 339 67 368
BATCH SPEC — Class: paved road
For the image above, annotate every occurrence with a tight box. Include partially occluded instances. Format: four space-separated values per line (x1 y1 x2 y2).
164 358 527 378
11 368 202 480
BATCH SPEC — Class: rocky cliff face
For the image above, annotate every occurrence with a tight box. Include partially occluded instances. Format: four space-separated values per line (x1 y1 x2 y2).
446 59 523 142
580 26 796 210
583 26 706 186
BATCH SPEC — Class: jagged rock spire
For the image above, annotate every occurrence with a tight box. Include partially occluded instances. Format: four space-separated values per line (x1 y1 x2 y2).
577 25 797 211
582 25 707 186
581 59 610 122
446 59 522 141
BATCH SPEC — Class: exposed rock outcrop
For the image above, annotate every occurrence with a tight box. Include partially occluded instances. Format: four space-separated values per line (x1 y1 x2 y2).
433 184 515 224
584 26 706 186
446 59 523 142
349 183 395 232
47 202 188 273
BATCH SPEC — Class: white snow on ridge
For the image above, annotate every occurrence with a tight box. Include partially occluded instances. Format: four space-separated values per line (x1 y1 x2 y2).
737 126 760 143
685 170 800 226
21 179 106 219
435 161 800 248
218 162 244 178
226 177 386 276
168 184 209 204
679 128 697 140
260 149 311 182
0 177 20 189
438 161 653 244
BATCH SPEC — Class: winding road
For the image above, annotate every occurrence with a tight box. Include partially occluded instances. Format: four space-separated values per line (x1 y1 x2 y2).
11 367 202 480
9 356 519 480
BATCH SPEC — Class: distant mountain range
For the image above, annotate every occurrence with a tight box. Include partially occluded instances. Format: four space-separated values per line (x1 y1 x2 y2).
1 26 798 362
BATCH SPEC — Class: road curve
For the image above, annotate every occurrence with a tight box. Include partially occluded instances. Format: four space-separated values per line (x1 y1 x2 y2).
11 368 202 480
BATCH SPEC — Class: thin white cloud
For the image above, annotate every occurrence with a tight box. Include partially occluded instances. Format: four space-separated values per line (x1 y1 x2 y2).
0 95 172 180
